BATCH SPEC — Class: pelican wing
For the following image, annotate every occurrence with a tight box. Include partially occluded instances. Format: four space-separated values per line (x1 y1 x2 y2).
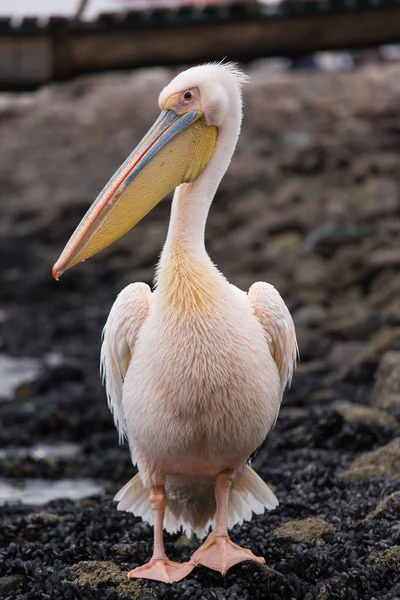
248 282 298 392
101 282 152 443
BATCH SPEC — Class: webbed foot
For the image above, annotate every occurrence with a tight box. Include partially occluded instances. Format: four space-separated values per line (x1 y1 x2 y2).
128 558 194 583
191 532 265 575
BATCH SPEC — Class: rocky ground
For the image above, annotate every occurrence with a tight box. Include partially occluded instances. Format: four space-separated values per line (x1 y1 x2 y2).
0 62 399 600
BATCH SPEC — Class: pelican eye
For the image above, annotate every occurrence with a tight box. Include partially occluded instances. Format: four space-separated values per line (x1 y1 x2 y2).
183 91 193 100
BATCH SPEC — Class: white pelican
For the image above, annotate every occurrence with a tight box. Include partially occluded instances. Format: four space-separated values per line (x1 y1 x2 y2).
53 63 298 584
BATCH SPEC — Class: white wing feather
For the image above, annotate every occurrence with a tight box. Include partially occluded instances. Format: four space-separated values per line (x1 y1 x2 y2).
100 282 152 443
249 281 298 393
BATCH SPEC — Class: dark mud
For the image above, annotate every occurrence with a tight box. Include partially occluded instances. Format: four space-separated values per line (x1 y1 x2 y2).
0 63 399 599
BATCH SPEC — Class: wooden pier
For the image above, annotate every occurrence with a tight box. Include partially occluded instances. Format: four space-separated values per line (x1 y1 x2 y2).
1 0 400 90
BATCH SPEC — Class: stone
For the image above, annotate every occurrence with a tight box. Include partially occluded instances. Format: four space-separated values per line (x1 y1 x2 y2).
365 491 400 520
65 561 144 595
293 257 327 288
373 546 400 570
112 544 138 557
332 401 398 429
327 342 366 371
309 389 337 404
264 232 302 260
293 304 326 327
325 246 368 290
352 178 399 220
351 152 400 180
27 511 63 524
368 274 400 310
296 360 327 375
0 575 26 594
300 222 365 256
271 177 304 207
369 248 400 269
322 307 372 340
295 328 325 362
381 300 400 322
372 351 400 409
318 584 329 600
273 517 335 545
336 328 400 381
340 438 400 480
280 407 307 419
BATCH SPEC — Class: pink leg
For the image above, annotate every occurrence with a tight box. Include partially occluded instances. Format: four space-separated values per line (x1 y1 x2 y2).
128 485 194 583
191 469 265 575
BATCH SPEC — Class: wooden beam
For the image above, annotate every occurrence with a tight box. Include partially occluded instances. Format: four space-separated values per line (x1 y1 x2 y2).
1 2 400 89
0 37 51 85
61 8 400 76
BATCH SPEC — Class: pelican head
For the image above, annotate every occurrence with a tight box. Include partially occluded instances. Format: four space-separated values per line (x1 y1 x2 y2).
52 63 247 280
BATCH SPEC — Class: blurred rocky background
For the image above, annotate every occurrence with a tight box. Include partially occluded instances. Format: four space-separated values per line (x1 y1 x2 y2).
0 62 399 599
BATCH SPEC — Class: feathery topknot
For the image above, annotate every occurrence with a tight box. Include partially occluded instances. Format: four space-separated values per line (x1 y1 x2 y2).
210 60 250 87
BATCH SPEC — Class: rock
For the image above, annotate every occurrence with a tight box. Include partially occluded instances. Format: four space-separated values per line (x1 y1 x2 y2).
112 544 138 557
352 178 400 220
332 401 398 429
228 190 269 226
66 561 143 595
340 438 400 480
293 256 327 288
296 287 328 306
0 574 26 594
273 517 335 545
350 152 400 180
295 328 325 362
372 351 400 409
279 407 307 419
327 342 366 371
373 546 400 570
325 246 369 291
322 306 373 340
300 222 368 257
271 177 304 207
296 360 327 375
381 299 400 322
309 389 337 403
292 304 326 327
369 248 400 269
281 131 314 153
366 491 400 520
264 232 302 261
27 511 63 524
318 584 329 600
368 273 400 310
336 328 400 380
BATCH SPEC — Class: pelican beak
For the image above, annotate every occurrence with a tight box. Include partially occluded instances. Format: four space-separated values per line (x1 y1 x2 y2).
52 109 217 279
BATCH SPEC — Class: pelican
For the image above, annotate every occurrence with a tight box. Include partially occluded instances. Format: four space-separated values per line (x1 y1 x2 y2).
53 63 297 584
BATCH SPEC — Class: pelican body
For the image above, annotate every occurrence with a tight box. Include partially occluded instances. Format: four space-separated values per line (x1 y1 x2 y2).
53 64 297 583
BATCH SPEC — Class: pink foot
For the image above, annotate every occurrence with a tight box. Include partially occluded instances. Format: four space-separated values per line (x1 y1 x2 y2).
128 558 194 583
191 532 265 575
